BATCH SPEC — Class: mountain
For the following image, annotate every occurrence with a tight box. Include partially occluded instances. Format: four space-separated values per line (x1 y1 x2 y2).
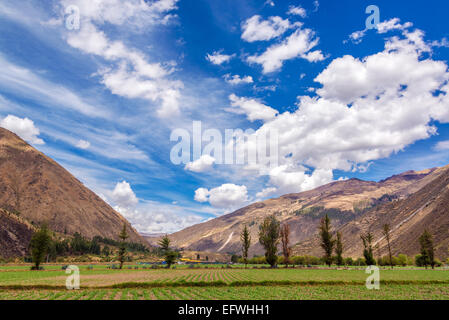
294 165 449 259
168 165 448 259
0 208 35 258
0 127 146 255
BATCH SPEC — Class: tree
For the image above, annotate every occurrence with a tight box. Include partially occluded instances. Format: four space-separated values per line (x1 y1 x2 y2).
419 230 435 269
319 214 335 267
335 232 344 266
240 224 251 268
383 224 393 269
258 215 280 268
30 224 52 270
102 245 110 257
280 224 291 267
158 235 178 268
361 231 376 265
118 224 129 269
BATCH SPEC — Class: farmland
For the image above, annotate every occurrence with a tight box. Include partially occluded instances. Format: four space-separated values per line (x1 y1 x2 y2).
0 264 449 300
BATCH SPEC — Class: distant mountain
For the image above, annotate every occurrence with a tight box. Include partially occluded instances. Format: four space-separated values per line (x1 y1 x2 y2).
168 164 448 259
294 165 449 259
0 127 146 257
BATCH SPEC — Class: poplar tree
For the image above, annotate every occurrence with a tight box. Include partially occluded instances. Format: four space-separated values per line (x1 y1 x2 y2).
118 224 129 269
319 214 335 267
259 215 280 268
240 225 251 268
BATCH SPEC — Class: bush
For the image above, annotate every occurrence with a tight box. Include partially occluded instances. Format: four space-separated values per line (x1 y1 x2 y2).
415 254 426 267
247 256 267 265
355 258 366 266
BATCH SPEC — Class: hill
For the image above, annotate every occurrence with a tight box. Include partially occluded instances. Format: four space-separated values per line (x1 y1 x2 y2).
294 165 449 259
0 127 146 257
168 165 447 258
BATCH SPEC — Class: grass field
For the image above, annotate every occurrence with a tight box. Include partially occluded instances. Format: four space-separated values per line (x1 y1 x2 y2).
1 264 448 300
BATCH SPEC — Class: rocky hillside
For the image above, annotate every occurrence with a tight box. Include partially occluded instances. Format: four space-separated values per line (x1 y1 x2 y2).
0 209 35 258
0 127 146 252
294 165 449 259
168 166 442 256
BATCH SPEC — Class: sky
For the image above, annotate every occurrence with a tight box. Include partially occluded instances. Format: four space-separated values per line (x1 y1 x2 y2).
1 0 449 234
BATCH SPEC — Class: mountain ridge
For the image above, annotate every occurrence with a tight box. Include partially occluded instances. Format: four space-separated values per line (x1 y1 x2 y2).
0 127 146 255
165 164 448 259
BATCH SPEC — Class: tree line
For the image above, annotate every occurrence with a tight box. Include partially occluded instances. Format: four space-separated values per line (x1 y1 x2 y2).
29 224 149 270
238 213 439 269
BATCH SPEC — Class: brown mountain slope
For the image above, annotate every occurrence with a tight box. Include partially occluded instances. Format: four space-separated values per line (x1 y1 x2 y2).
0 209 35 258
0 127 145 247
168 166 438 255
294 165 449 260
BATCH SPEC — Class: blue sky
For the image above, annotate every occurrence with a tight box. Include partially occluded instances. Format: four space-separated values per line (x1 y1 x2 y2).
1 0 449 234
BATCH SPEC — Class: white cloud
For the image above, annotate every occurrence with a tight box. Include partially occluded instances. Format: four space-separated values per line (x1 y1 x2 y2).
0 55 108 118
264 0 275 7
434 140 449 151
194 188 210 203
59 0 178 28
227 94 278 122
60 0 182 118
0 115 44 145
115 201 206 234
194 184 249 209
431 38 449 48
110 181 139 209
287 5 306 18
224 74 254 85
206 51 235 65
240 28 449 198
185 155 216 172
255 187 277 199
377 18 413 34
76 139 90 149
267 166 333 195
348 18 413 44
241 15 294 42
247 28 324 73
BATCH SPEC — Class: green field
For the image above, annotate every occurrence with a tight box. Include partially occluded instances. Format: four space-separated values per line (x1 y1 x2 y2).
1 264 448 300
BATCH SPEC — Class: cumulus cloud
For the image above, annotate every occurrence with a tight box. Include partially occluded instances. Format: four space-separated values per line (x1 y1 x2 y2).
194 188 210 203
267 166 333 195
247 28 325 73
115 201 205 234
110 181 139 209
242 28 449 197
224 74 254 85
194 184 249 209
76 139 90 149
0 115 44 144
227 94 278 122
206 51 235 65
348 18 413 44
185 155 216 172
287 5 306 18
241 15 294 42
255 187 277 199
59 0 182 118
107 179 207 234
